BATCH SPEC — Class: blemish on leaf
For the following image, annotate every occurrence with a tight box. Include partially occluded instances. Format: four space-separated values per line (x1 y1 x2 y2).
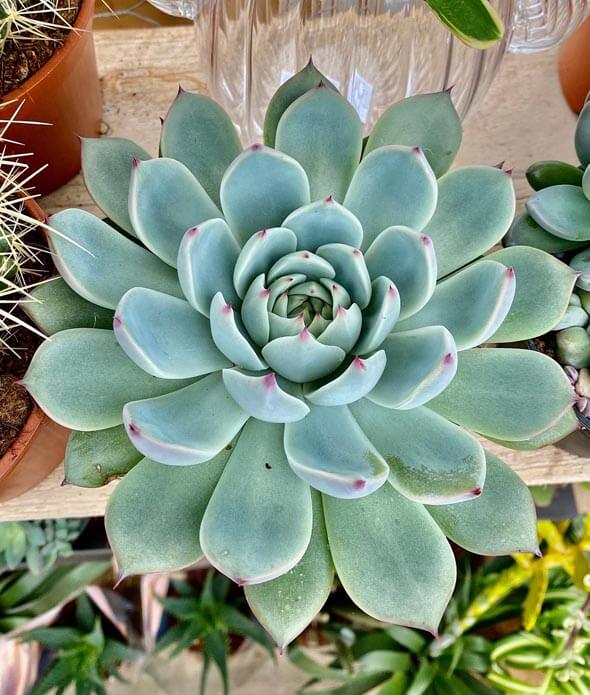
265 463 272 470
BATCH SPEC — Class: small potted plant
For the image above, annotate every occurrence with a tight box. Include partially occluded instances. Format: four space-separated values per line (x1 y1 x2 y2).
0 0 102 194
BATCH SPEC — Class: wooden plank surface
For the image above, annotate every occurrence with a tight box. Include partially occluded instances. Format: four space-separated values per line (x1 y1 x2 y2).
0 26 586 521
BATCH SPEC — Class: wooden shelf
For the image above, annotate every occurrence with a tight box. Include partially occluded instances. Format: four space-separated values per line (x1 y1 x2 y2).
0 26 586 521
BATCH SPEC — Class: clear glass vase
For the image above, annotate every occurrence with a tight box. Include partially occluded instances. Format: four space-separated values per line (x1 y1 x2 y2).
148 0 587 141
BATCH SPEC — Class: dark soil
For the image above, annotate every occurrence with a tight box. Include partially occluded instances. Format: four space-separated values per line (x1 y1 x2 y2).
0 0 81 96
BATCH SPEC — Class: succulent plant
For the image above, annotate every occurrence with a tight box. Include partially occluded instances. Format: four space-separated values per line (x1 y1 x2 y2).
23 62 577 647
505 90 590 426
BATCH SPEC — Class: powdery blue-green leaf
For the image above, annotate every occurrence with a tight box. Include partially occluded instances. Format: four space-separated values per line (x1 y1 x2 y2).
429 348 575 441
316 243 371 309
344 146 438 249
128 158 221 267
304 352 387 407
571 248 590 291
322 481 456 632
220 146 310 245
269 312 305 340
209 292 267 371
200 419 313 585
114 287 230 379
241 274 270 346
275 84 362 202
245 491 334 649
233 227 298 298
504 212 586 254
106 450 228 577
289 280 331 304
396 260 515 350
575 100 590 168
423 166 515 278
268 275 306 311
355 278 400 355
364 226 437 320
526 184 590 241
583 165 590 199
267 250 335 284
222 369 310 423
364 91 461 177
263 59 335 148
485 246 578 342
284 404 389 498
368 326 457 410
24 277 114 336
23 329 191 431
176 218 240 318
160 90 242 207
351 399 485 505
48 209 182 311
427 450 537 555
320 280 352 318
122 372 249 465
262 329 345 383
282 198 363 251
488 409 578 450
81 137 150 235
64 426 142 487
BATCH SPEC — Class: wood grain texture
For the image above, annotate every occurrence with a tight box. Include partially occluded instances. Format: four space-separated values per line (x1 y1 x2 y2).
0 26 586 521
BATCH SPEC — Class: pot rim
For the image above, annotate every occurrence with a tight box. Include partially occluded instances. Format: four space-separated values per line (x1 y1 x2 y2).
1 0 95 103
0 193 48 481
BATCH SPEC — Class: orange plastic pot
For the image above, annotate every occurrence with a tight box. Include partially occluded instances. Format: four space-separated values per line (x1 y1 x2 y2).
559 16 590 115
0 0 102 195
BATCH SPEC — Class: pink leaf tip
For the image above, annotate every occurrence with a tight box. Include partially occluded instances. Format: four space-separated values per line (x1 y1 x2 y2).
353 479 366 490
60 478 69 487
443 352 454 366
299 326 310 340
113 572 126 590
472 487 482 497
420 234 431 246
494 160 506 170
113 315 122 328
506 266 515 278
353 356 367 370
257 229 268 238
131 157 141 168
317 80 327 89
223 303 233 315
259 288 270 298
187 225 199 237
128 422 141 437
250 143 263 151
444 84 455 95
324 195 335 204
263 373 277 389
352 248 362 257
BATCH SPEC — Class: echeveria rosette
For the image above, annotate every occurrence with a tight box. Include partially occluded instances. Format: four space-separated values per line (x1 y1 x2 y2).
22 62 577 647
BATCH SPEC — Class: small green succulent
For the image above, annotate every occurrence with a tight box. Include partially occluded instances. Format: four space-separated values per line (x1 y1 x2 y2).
0 518 85 574
23 62 576 647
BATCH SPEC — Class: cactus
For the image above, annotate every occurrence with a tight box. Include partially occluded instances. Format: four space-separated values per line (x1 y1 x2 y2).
0 0 73 58
23 63 577 646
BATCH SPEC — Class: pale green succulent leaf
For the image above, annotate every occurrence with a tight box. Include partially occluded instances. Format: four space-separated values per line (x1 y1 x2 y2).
241 274 270 346
427 450 537 555
424 0 504 49
364 91 461 177
268 274 307 307
355 277 400 355
222 368 310 423
284 404 389 498
275 84 362 202
485 246 578 342
122 372 249 465
24 277 114 336
262 330 345 383
583 164 590 199
209 292 267 371
200 419 313 585
575 100 590 168
106 451 228 577
160 90 242 207
267 250 335 284
364 226 437 320
128 158 221 267
504 212 586 253
429 348 575 441
81 137 150 235
64 425 142 488
23 329 192 431
570 248 590 291
176 218 241 318
316 243 371 309
396 260 515 350
488 409 578 450
304 351 387 407
233 227 298 298
322 481 456 632
351 399 485 505
114 287 230 378
245 491 334 649
368 326 457 410
526 184 590 241
263 59 335 148
423 166 515 278
282 198 363 251
320 279 352 318
344 145 438 249
552 304 588 331
48 209 182 311
268 312 305 340
317 303 363 352
289 280 332 304
220 146 310 245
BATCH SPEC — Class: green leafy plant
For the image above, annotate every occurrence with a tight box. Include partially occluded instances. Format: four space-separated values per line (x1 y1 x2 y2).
21 592 139 695
424 0 504 49
156 569 273 694
0 518 85 574
22 60 576 646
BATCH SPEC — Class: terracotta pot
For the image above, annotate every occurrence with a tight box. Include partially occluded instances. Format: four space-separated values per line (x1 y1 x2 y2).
0 196 66 497
0 0 102 195
559 16 590 115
